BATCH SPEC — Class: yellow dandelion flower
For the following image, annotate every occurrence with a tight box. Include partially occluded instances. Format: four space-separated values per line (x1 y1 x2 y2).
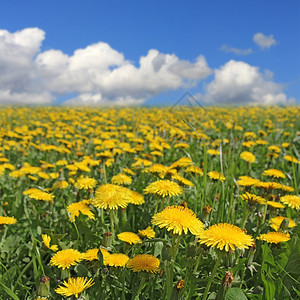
241 192 266 205
172 174 194 187
267 201 285 209
262 169 286 179
269 216 296 231
257 232 290 244
207 149 220 156
117 232 142 244
256 181 282 190
170 157 193 169
67 200 95 221
144 180 183 198
28 190 55 202
123 168 136 176
144 164 170 179
53 180 69 190
0 216 17 225
84 248 99 261
104 253 129 267
208 171 226 182
92 184 131 210
284 155 299 164
198 223 254 252
280 184 295 192
174 143 190 149
138 226 156 239
240 151 256 163
152 205 204 236
55 277 94 298
268 145 281 153
111 173 132 185
74 176 97 190
128 191 145 205
236 176 260 187
38 172 50 180
126 254 160 273
281 142 290 148
50 249 84 270
185 165 203 175
56 160 68 166
280 195 300 209
42 234 58 251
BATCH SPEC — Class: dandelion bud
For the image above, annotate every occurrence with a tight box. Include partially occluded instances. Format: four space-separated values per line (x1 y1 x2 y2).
202 205 212 215
176 279 185 290
37 276 50 297
102 231 113 248
222 271 234 287
202 205 212 221
170 279 185 299
279 218 289 231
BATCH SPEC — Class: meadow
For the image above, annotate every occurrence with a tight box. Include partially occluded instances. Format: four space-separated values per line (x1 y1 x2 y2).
0 106 299 299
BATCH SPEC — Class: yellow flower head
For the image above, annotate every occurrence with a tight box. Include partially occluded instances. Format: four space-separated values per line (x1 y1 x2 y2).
172 174 194 187
257 232 290 244
67 200 95 221
256 181 282 191
236 176 260 187
240 151 256 163
241 192 266 205
126 254 160 273
75 176 97 190
284 155 299 164
267 201 285 209
84 248 99 261
185 166 203 175
144 180 183 198
28 190 55 202
128 191 145 205
42 234 58 251
117 232 142 244
198 223 254 252
208 171 226 182
50 249 84 270
104 253 129 267
92 184 131 210
55 277 94 298
280 195 300 209
262 169 286 179
138 226 156 239
111 173 132 185
269 216 296 231
0 216 17 225
152 205 204 236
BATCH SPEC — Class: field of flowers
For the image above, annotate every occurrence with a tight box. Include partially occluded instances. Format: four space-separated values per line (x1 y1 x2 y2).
0 106 299 299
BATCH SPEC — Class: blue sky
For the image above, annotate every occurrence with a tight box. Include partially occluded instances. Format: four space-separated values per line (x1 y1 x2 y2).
0 0 299 106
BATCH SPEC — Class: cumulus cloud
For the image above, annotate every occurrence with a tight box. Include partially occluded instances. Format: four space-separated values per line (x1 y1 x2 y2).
220 45 253 55
0 27 212 105
203 60 291 105
253 33 277 49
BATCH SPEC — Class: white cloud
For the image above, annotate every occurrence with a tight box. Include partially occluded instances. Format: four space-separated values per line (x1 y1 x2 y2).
253 33 277 49
220 45 253 55
203 60 291 105
0 27 212 105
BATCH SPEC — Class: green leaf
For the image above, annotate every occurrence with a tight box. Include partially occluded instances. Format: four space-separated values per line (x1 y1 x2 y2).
274 277 291 299
0 281 20 300
260 243 276 300
225 288 247 300
75 263 89 277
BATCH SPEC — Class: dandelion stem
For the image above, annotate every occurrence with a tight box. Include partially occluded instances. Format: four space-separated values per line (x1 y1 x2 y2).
110 209 115 237
202 252 223 300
